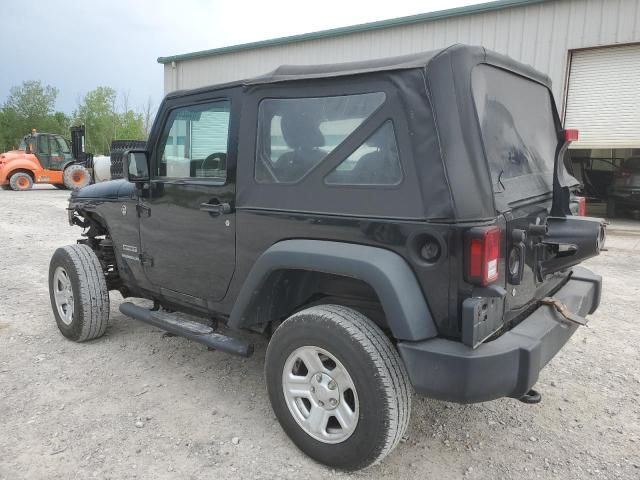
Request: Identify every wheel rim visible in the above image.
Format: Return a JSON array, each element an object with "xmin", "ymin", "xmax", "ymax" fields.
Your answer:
[
  {"xmin": 282, "ymin": 346, "xmax": 359, "ymax": 444},
  {"xmin": 17, "ymin": 177, "xmax": 29, "ymax": 189},
  {"xmin": 72, "ymin": 172, "xmax": 85, "ymax": 185},
  {"xmin": 53, "ymin": 267, "xmax": 74, "ymax": 325}
]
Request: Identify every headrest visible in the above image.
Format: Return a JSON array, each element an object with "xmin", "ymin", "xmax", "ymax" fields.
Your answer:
[{"xmin": 281, "ymin": 112, "xmax": 324, "ymax": 149}]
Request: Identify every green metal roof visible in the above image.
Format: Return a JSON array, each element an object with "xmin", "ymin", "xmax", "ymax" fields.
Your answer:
[{"xmin": 157, "ymin": 0, "xmax": 550, "ymax": 64}]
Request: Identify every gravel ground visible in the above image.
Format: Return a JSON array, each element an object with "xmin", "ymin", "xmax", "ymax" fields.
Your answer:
[{"xmin": 0, "ymin": 186, "xmax": 639, "ymax": 480}]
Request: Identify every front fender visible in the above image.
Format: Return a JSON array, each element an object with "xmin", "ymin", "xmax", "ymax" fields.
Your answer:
[{"xmin": 228, "ymin": 239, "xmax": 437, "ymax": 341}]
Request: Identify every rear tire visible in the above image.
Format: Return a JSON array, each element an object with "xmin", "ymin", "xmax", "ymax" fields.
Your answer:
[
  {"xmin": 265, "ymin": 305, "xmax": 411, "ymax": 470},
  {"xmin": 9, "ymin": 172, "xmax": 33, "ymax": 191},
  {"xmin": 63, "ymin": 164, "xmax": 91, "ymax": 190},
  {"xmin": 49, "ymin": 244, "xmax": 109, "ymax": 342}
]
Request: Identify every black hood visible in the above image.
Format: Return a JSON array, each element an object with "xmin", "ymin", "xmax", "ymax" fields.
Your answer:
[{"xmin": 71, "ymin": 179, "xmax": 135, "ymax": 200}]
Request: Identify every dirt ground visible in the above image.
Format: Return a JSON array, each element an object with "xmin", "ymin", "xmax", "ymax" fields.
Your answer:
[{"xmin": 0, "ymin": 186, "xmax": 639, "ymax": 480}]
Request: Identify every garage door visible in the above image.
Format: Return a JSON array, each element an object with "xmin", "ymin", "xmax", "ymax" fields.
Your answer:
[{"xmin": 564, "ymin": 44, "xmax": 640, "ymax": 149}]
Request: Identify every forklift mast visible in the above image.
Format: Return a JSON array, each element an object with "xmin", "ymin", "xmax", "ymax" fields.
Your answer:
[
  {"xmin": 70, "ymin": 126, "xmax": 93, "ymax": 168},
  {"xmin": 70, "ymin": 126, "xmax": 86, "ymax": 161}
]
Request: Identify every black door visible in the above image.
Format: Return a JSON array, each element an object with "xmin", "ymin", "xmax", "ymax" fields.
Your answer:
[{"xmin": 139, "ymin": 98, "xmax": 236, "ymax": 303}]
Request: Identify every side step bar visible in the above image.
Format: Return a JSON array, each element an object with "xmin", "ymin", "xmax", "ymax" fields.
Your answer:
[{"xmin": 119, "ymin": 302, "xmax": 254, "ymax": 357}]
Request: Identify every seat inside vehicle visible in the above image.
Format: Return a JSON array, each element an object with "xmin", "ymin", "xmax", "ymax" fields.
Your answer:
[{"xmin": 274, "ymin": 111, "xmax": 326, "ymax": 182}]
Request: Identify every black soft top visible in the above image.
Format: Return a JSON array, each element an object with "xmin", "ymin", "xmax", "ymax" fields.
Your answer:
[
  {"xmin": 166, "ymin": 45, "xmax": 559, "ymax": 222},
  {"xmin": 167, "ymin": 45, "xmax": 551, "ymax": 97}
]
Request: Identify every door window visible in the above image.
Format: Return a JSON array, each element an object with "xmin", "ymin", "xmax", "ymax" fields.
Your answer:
[
  {"xmin": 156, "ymin": 101, "xmax": 230, "ymax": 181},
  {"xmin": 37, "ymin": 136, "xmax": 50, "ymax": 155},
  {"xmin": 255, "ymin": 92, "xmax": 386, "ymax": 183},
  {"xmin": 49, "ymin": 137, "xmax": 63, "ymax": 156}
]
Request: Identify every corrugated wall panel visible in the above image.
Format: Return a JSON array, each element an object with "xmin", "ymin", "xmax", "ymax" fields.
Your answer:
[
  {"xmin": 164, "ymin": 0, "xmax": 640, "ymax": 113},
  {"xmin": 564, "ymin": 44, "xmax": 640, "ymax": 148}
]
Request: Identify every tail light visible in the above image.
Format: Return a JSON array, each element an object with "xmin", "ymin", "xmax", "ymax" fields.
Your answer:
[
  {"xmin": 577, "ymin": 196, "xmax": 587, "ymax": 216},
  {"xmin": 466, "ymin": 226, "xmax": 501, "ymax": 286},
  {"xmin": 564, "ymin": 129, "xmax": 579, "ymax": 142}
]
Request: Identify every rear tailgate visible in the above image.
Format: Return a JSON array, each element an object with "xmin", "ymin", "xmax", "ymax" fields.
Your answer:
[{"xmin": 469, "ymin": 65, "xmax": 580, "ymax": 344}]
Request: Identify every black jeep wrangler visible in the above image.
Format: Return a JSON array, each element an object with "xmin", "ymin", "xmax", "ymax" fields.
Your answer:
[{"xmin": 49, "ymin": 45, "xmax": 605, "ymax": 470}]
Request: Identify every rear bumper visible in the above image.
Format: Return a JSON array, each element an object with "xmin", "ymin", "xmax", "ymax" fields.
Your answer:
[{"xmin": 398, "ymin": 266, "xmax": 602, "ymax": 403}]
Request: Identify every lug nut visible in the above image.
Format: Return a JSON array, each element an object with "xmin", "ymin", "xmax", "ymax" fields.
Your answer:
[
  {"xmin": 329, "ymin": 398, "xmax": 338, "ymax": 407},
  {"xmin": 318, "ymin": 400, "xmax": 324, "ymax": 407},
  {"xmin": 327, "ymin": 380, "xmax": 337, "ymax": 390},
  {"xmin": 310, "ymin": 386, "xmax": 315, "ymax": 393},
  {"xmin": 315, "ymin": 373, "xmax": 323, "ymax": 382}
]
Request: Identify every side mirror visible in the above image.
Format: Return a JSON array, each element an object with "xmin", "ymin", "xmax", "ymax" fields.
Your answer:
[{"xmin": 123, "ymin": 149, "xmax": 150, "ymax": 182}]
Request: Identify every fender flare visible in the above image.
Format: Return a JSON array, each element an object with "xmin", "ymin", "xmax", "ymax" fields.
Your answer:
[{"xmin": 228, "ymin": 239, "xmax": 437, "ymax": 341}]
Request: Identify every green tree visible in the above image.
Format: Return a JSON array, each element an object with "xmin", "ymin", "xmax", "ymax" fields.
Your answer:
[
  {"xmin": 0, "ymin": 107, "xmax": 21, "ymax": 151},
  {"xmin": 0, "ymin": 80, "xmax": 66, "ymax": 151},
  {"xmin": 5, "ymin": 80, "xmax": 58, "ymax": 121},
  {"xmin": 74, "ymin": 87, "xmax": 146, "ymax": 155},
  {"xmin": 118, "ymin": 110, "xmax": 145, "ymax": 140},
  {"xmin": 74, "ymin": 86, "xmax": 117, "ymax": 155}
]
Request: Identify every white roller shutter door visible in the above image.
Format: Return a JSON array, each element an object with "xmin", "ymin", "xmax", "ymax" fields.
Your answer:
[{"xmin": 565, "ymin": 44, "xmax": 640, "ymax": 149}]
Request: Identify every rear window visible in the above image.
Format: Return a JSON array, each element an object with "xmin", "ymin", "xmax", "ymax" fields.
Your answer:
[{"xmin": 472, "ymin": 65, "xmax": 571, "ymax": 203}]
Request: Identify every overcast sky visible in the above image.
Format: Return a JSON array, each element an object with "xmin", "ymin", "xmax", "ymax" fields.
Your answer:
[{"xmin": 0, "ymin": 0, "xmax": 479, "ymax": 115}]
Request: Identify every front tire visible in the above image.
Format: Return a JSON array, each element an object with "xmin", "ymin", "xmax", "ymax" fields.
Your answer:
[
  {"xmin": 63, "ymin": 164, "xmax": 91, "ymax": 190},
  {"xmin": 265, "ymin": 305, "xmax": 411, "ymax": 470},
  {"xmin": 49, "ymin": 244, "xmax": 109, "ymax": 342}
]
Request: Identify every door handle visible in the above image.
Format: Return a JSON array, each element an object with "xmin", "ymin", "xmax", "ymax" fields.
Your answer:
[{"xmin": 199, "ymin": 201, "xmax": 232, "ymax": 216}]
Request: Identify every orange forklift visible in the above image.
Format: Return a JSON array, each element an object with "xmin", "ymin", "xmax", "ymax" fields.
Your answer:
[{"xmin": 0, "ymin": 127, "xmax": 92, "ymax": 191}]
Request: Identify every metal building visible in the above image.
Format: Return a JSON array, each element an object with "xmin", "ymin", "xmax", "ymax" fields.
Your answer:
[{"xmin": 158, "ymin": 0, "xmax": 640, "ymax": 214}]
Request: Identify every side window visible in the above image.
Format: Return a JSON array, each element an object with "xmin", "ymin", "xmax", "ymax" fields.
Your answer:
[
  {"xmin": 156, "ymin": 100, "xmax": 230, "ymax": 181},
  {"xmin": 255, "ymin": 92, "xmax": 386, "ymax": 183},
  {"xmin": 325, "ymin": 121, "xmax": 402, "ymax": 186}
]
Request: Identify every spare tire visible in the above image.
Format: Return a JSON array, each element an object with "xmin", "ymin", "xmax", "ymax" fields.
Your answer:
[{"xmin": 63, "ymin": 164, "xmax": 91, "ymax": 191}]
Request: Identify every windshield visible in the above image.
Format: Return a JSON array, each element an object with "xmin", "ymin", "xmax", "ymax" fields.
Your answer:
[{"xmin": 472, "ymin": 64, "xmax": 573, "ymax": 204}]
